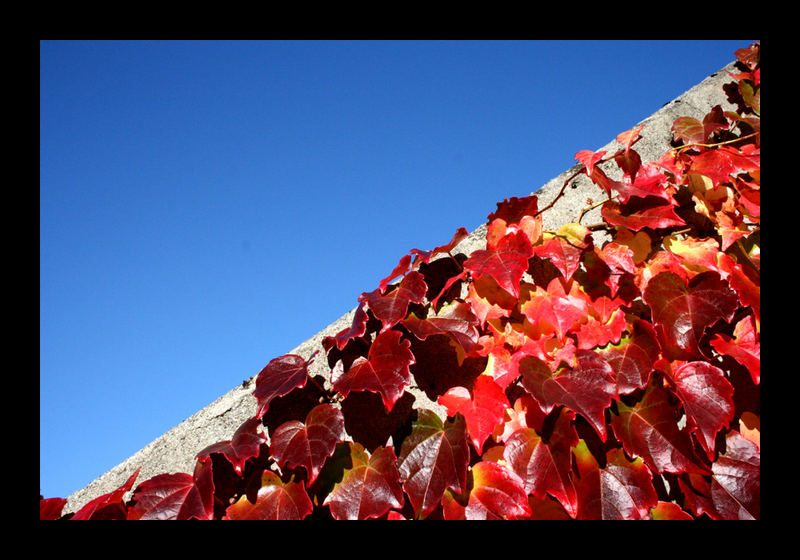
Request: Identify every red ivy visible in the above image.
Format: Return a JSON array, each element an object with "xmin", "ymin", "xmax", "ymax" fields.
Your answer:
[{"xmin": 43, "ymin": 42, "xmax": 759, "ymax": 521}]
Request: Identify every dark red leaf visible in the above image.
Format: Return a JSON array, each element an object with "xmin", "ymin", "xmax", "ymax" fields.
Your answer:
[
  {"xmin": 596, "ymin": 318, "xmax": 661, "ymax": 395},
  {"xmin": 71, "ymin": 467, "xmax": 140, "ymax": 520},
  {"xmin": 378, "ymin": 254, "xmax": 413, "ymax": 293},
  {"xmin": 710, "ymin": 314, "xmax": 760, "ymax": 384},
  {"xmin": 40, "ymin": 497, "xmax": 67, "ymax": 520},
  {"xmin": 573, "ymin": 440, "xmax": 659, "ymax": 520},
  {"xmin": 402, "ymin": 299, "xmax": 481, "ymax": 359},
  {"xmin": 610, "ymin": 381, "xmax": 710, "ymax": 475},
  {"xmin": 331, "ymin": 329, "xmax": 415, "ymax": 412},
  {"xmin": 269, "ymin": 404, "xmax": 346, "ymax": 485},
  {"xmin": 323, "ymin": 442, "xmax": 404, "ymax": 520},
  {"xmin": 410, "ymin": 226, "xmax": 469, "ymax": 266},
  {"xmin": 643, "ymin": 271, "xmax": 739, "ymax": 361},
  {"xmin": 197, "ymin": 416, "xmax": 267, "ymax": 476},
  {"xmin": 254, "ymin": 353, "xmax": 317, "ymax": 419},
  {"xmin": 517, "ymin": 350, "xmax": 617, "ymax": 441},
  {"xmin": 503, "ymin": 408, "xmax": 579, "ymax": 518},
  {"xmin": 465, "ymin": 461, "xmax": 532, "ymax": 520},
  {"xmin": 709, "ymin": 431, "xmax": 760, "ymax": 519},
  {"xmin": 324, "ymin": 302, "xmax": 369, "ymax": 351},
  {"xmin": 463, "ymin": 229, "xmax": 533, "ymax": 299},
  {"xmin": 532, "ymin": 235, "xmax": 584, "ymax": 281},
  {"xmin": 397, "ymin": 409, "xmax": 470, "ymax": 519},
  {"xmin": 363, "ymin": 270, "xmax": 427, "ymax": 332},
  {"xmin": 487, "ymin": 195, "xmax": 539, "ymax": 225},
  {"xmin": 665, "ymin": 361, "xmax": 734, "ymax": 461},
  {"xmin": 223, "ymin": 471, "xmax": 312, "ymax": 520},
  {"xmin": 127, "ymin": 462, "xmax": 214, "ymax": 520}
]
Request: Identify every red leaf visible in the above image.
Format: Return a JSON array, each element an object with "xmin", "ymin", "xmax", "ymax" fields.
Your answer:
[
  {"xmin": 503, "ymin": 408, "xmax": 579, "ymax": 518},
  {"xmin": 323, "ymin": 442, "xmax": 404, "ymax": 520},
  {"xmin": 254, "ymin": 353, "xmax": 317, "ymax": 419},
  {"xmin": 709, "ymin": 431, "xmax": 760, "ymax": 519},
  {"xmin": 487, "ymin": 195, "xmax": 540, "ymax": 225},
  {"xmin": 573, "ymin": 440, "xmax": 658, "ymax": 520},
  {"xmin": 519, "ymin": 278, "xmax": 588, "ymax": 343},
  {"xmin": 378, "ymin": 254, "xmax": 412, "ymax": 293},
  {"xmin": 612, "ymin": 163, "xmax": 672, "ymax": 204},
  {"xmin": 672, "ymin": 116, "xmax": 706, "ymax": 145},
  {"xmin": 437, "ymin": 375, "xmax": 509, "ymax": 454},
  {"xmin": 40, "ymin": 497, "xmax": 67, "ymax": 520},
  {"xmin": 596, "ymin": 318, "xmax": 661, "ymax": 395},
  {"xmin": 517, "ymin": 350, "xmax": 617, "ymax": 441},
  {"xmin": 532, "ymin": 235, "xmax": 584, "ymax": 281},
  {"xmin": 127, "ymin": 462, "xmax": 214, "ymax": 520},
  {"xmin": 402, "ymin": 300, "xmax": 481, "ymax": 359},
  {"xmin": 324, "ymin": 302, "xmax": 369, "ymax": 351},
  {"xmin": 397, "ymin": 409, "xmax": 470, "ymax": 519},
  {"xmin": 601, "ymin": 197, "xmax": 686, "ymax": 231},
  {"xmin": 463, "ymin": 229, "xmax": 533, "ymax": 299},
  {"xmin": 610, "ymin": 381, "xmax": 709, "ymax": 475},
  {"xmin": 643, "ymin": 271, "xmax": 739, "ymax": 361},
  {"xmin": 269, "ymin": 404, "xmax": 346, "ymax": 485},
  {"xmin": 465, "ymin": 461, "xmax": 532, "ymax": 520},
  {"xmin": 223, "ymin": 471, "xmax": 312, "ymax": 520},
  {"xmin": 363, "ymin": 270, "xmax": 427, "ymax": 332},
  {"xmin": 71, "ymin": 467, "xmax": 140, "ymax": 520},
  {"xmin": 197, "ymin": 416, "xmax": 267, "ymax": 476},
  {"xmin": 711, "ymin": 314, "xmax": 760, "ymax": 384},
  {"xmin": 575, "ymin": 149, "xmax": 607, "ymax": 176},
  {"xmin": 666, "ymin": 361, "xmax": 734, "ymax": 461},
  {"xmin": 649, "ymin": 500, "xmax": 694, "ymax": 520},
  {"xmin": 331, "ymin": 329, "xmax": 415, "ymax": 412}
]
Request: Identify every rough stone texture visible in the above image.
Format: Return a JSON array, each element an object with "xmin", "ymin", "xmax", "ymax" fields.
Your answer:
[{"xmin": 63, "ymin": 60, "xmax": 740, "ymax": 514}]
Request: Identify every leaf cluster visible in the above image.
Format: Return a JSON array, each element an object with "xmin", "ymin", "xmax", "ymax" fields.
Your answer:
[{"xmin": 41, "ymin": 42, "xmax": 760, "ymax": 521}]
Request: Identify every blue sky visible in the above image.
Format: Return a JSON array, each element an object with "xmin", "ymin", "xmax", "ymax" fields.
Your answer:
[{"xmin": 40, "ymin": 39, "xmax": 748, "ymax": 499}]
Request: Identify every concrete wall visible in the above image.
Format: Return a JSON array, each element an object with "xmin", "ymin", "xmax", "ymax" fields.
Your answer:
[{"xmin": 63, "ymin": 60, "xmax": 740, "ymax": 514}]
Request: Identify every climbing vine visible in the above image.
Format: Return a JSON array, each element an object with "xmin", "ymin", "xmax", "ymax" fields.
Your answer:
[{"xmin": 41, "ymin": 42, "xmax": 759, "ymax": 520}]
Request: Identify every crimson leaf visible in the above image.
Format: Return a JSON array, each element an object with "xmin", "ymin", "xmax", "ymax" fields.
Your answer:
[
  {"xmin": 331, "ymin": 329, "xmax": 415, "ymax": 412},
  {"xmin": 269, "ymin": 404, "xmax": 346, "ymax": 485},
  {"xmin": 464, "ymin": 461, "xmax": 532, "ymax": 520},
  {"xmin": 71, "ymin": 467, "xmax": 140, "ymax": 520},
  {"xmin": 502, "ymin": 407, "xmax": 579, "ymax": 518},
  {"xmin": 397, "ymin": 409, "xmax": 470, "ymax": 519},
  {"xmin": 596, "ymin": 318, "xmax": 661, "ymax": 395},
  {"xmin": 196, "ymin": 416, "xmax": 267, "ymax": 476},
  {"xmin": 322, "ymin": 442, "xmax": 404, "ymax": 520},
  {"xmin": 643, "ymin": 271, "xmax": 739, "ymax": 361},
  {"xmin": 517, "ymin": 350, "xmax": 617, "ymax": 441},
  {"xmin": 127, "ymin": 461, "xmax": 214, "ymax": 520},
  {"xmin": 254, "ymin": 352, "xmax": 317, "ymax": 419},
  {"xmin": 437, "ymin": 374, "xmax": 509, "ymax": 454},
  {"xmin": 610, "ymin": 381, "xmax": 709, "ymax": 475},
  {"xmin": 573, "ymin": 440, "xmax": 658, "ymax": 520},
  {"xmin": 463, "ymin": 229, "xmax": 533, "ymax": 299},
  {"xmin": 362, "ymin": 270, "xmax": 427, "ymax": 332},
  {"xmin": 223, "ymin": 471, "xmax": 312, "ymax": 520}
]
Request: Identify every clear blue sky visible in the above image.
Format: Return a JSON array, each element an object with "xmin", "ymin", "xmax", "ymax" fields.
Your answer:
[{"xmin": 40, "ymin": 39, "xmax": 748, "ymax": 499}]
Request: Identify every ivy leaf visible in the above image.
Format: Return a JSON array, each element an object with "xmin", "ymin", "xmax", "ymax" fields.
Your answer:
[
  {"xmin": 196, "ymin": 416, "xmax": 268, "ymax": 476},
  {"xmin": 517, "ymin": 350, "xmax": 617, "ymax": 441},
  {"xmin": 397, "ymin": 409, "xmax": 470, "ymax": 519},
  {"xmin": 503, "ymin": 408, "xmax": 579, "ymax": 518},
  {"xmin": 573, "ymin": 440, "xmax": 659, "ymax": 520},
  {"xmin": 596, "ymin": 319, "xmax": 661, "ymax": 395},
  {"xmin": 532, "ymin": 234, "xmax": 584, "ymax": 282},
  {"xmin": 710, "ymin": 314, "xmax": 760, "ymax": 384},
  {"xmin": 269, "ymin": 404, "xmax": 346, "ymax": 485},
  {"xmin": 71, "ymin": 467, "xmax": 140, "ymax": 520},
  {"xmin": 409, "ymin": 226, "xmax": 469, "ymax": 267},
  {"xmin": 601, "ymin": 197, "xmax": 686, "ymax": 231},
  {"xmin": 665, "ymin": 361, "xmax": 735, "ymax": 462},
  {"xmin": 649, "ymin": 500, "xmax": 694, "ymax": 520},
  {"xmin": 331, "ymin": 329, "xmax": 415, "ymax": 412},
  {"xmin": 324, "ymin": 301, "xmax": 369, "ymax": 351},
  {"xmin": 437, "ymin": 375, "xmax": 509, "ymax": 454},
  {"xmin": 464, "ymin": 461, "xmax": 532, "ymax": 520},
  {"xmin": 643, "ymin": 271, "xmax": 739, "ymax": 361},
  {"xmin": 672, "ymin": 116, "xmax": 707, "ymax": 145},
  {"xmin": 613, "ymin": 163, "xmax": 672, "ymax": 204},
  {"xmin": 463, "ymin": 229, "xmax": 533, "ymax": 299},
  {"xmin": 519, "ymin": 277, "xmax": 588, "ymax": 343},
  {"xmin": 254, "ymin": 353, "xmax": 317, "ymax": 419},
  {"xmin": 363, "ymin": 270, "xmax": 427, "ymax": 332},
  {"xmin": 575, "ymin": 149, "xmax": 607, "ymax": 177},
  {"xmin": 378, "ymin": 254, "xmax": 413, "ymax": 294},
  {"xmin": 127, "ymin": 461, "xmax": 214, "ymax": 520},
  {"xmin": 679, "ymin": 431, "xmax": 760, "ymax": 520},
  {"xmin": 40, "ymin": 497, "xmax": 67, "ymax": 520},
  {"xmin": 322, "ymin": 442, "xmax": 404, "ymax": 520},
  {"xmin": 610, "ymin": 381, "xmax": 710, "ymax": 475},
  {"xmin": 402, "ymin": 300, "xmax": 481, "ymax": 360},
  {"xmin": 223, "ymin": 471, "xmax": 312, "ymax": 520}
]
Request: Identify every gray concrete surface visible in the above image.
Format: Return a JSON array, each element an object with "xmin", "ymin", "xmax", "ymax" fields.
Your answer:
[{"xmin": 61, "ymin": 59, "xmax": 741, "ymax": 515}]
